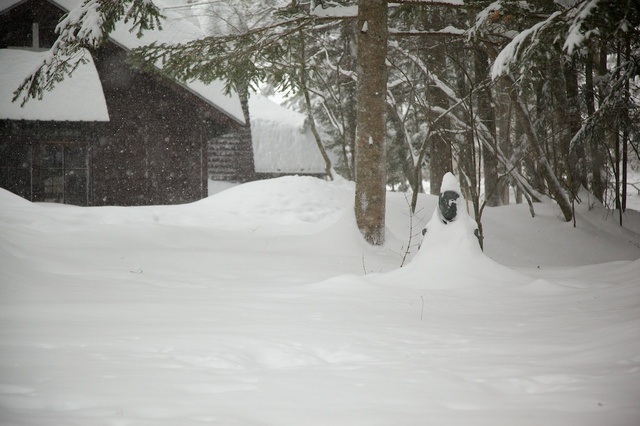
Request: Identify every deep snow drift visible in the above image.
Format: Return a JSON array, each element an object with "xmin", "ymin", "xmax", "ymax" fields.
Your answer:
[{"xmin": 1, "ymin": 176, "xmax": 639, "ymax": 426}]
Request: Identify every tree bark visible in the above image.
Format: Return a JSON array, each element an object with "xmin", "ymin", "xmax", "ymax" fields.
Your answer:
[
  {"xmin": 563, "ymin": 58, "xmax": 587, "ymax": 192},
  {"xmin": 622, "ymin": 33, "xmax": 630, "ymax": 213},
  {"xmin": 504, "ymin": 75, "xmax": 573, "ymax": 222},
  {"xmin": 550, "ymin": 56, "xmax": 573, "ymax": 191},
  {"xmin": 585, "ymin": 46, "xmax": 606, "ymax": 201},
  {"xmin": 354, "ymin": 0, "xmax": 388, "ymax": 245},
  {"xmin": 237, "ymin": 86, "xmax": 256, "ymax": 182},
  {"xmin": 495, "ymin": 78, "xmax": 513, "ymax": 204},
  {"xmin": 423, "ymin": 11, "xmax": 452, "ymax": 195},
  {"xmin": 474, "ymin": 48, "xmax": 502, "ymax": 207}
]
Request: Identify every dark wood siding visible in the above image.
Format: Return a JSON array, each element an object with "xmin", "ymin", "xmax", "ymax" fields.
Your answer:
[
  {"xmin": 88, "ymin": 43, "xmax": 237, "ymax": 205},
  {"xmin": 93, "ymin": 45, "xmax": 167, "ymax": 205},
  {"xmin": 208, "ymin": 131, "xmax": 255, "ymax": 182}
]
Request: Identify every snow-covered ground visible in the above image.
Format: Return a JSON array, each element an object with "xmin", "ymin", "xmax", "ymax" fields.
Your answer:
[{"xmin": 1, "ymin": 175, "xmax": 639, "ymax": 426}]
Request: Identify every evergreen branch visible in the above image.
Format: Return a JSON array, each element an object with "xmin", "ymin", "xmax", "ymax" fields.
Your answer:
[
  {"xmin": 389, "ymin": 29, "xmax": 465, "ymax": 37},
  {"xmin": 13, "ymin": 49, "xmax": 88, "ymax": 106},
  {"xmin": 13, "ymin": 0, "xmax": 162, "ymax": 105},
  {"xmin": 130, "ymin": 16, "xmax": 316, "ymax": 93},
  {"xmin": 391, "ymin": 0, "xmax": 465, "ymax": 7}
]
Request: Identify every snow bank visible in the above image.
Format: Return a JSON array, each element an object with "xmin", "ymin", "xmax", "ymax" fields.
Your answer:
[
  {"xmin": 381, "ymin": 207, "xmax": 529, "ymax": 289},
  {"xmin": 199, "ymin": 176, "xmax": 351, "ymax": 232},
  {"xmin": 379, "ymin": 173, "xmax": 529, "ymax": 289},
  {"xmin": 1, "ymin": 176, "xmax": 639, "ymax": 426},
  {"xmin": 0, "ymin": 187, "xmax": 34, "ymax": 207}
]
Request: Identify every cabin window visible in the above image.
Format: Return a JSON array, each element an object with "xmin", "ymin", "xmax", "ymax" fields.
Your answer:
[
  {"xmin": 0, "ymin": 140, "xmax": 89, "ymax": 206},
  {"xmin": 35, "ymin": 141, "xmax": 88, "ymax": 205}
]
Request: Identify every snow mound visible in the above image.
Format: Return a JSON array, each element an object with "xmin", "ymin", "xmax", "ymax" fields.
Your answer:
[
  {"xmin": 0, "ymin": 188, "xmax": 33, "ymax": 207},
  {"xmin": 0, "ymin": 176, "xmax": 360, "ymax": 237},
  {"xmin": 517, "ymin": 278, "xmax": 577, "ymax": 295},
  {"xmin": 200, "ymin": 176, "xmax": 353, "ymax": 227},
  {"xmin": 377, "ymin": 173, "xmax": 529, "ymax": 289},
  {"xmin": 382, "ymin": 212, "xmax": 529, "ymax": 289}
]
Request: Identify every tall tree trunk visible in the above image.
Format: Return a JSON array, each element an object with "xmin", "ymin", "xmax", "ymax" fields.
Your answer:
[
  {"xmin": 237, "ymin": 86, "xmax": 256, "ymax": 182},
  {"xmin": 622, "ymin": 33, "xmax": 630, "ymax": 213},
  {"xmin": 585, "ymin": 46, "xmax": 606, "ymax": 201},
  {"xmin": 496, "ymin": 78, "xmax": 512, "ymax": 204},
  {"xmin": 525, "ymin": 79, "xmax": 546, "ymax": 194},
  {"xmin": 563, "ymin": 57, "xmax": 587, "ymax": 192},
  {"xmin": 504, "ymin": 75, "xmax": 573, "ymax": 222},
  {"xmin": 455, "ymin": 58, "xmax": 476, "ymax": 202},
  {"xmin": 551, "ymin": 56, "xmax": 573, "ymax": 188},
  {"xmin": 514, "ymin": 110, "xmax": 526, "ymax": 204},
  {"xmin": 354, "ymin": 0, "xmax": 388, "ymax": 245},
  {"xmin": 428, "ymin": 117, "xmax": 452, "ymax": 195},
  {"xmin": 420, "ymin": 8, "xmax": 451, "ymax": 195},
  {"xmin": 474, "ymin": 48, "xmax": 502, "ymax": 206},
  {"xmin": 614, "ymin": 40, "xmax": 622, "ymax": 215}
]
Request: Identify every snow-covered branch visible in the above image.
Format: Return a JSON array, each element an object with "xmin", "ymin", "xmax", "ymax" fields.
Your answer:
[
  {"xmin": 491, "ymin": 11, "xmax": 562, "ymax": 79},
  {"xmin": 13, "ymin": 0, "xmax": 163, "ymax": 105},
  {"xmin": 563, "ymin": 0, "xmax": 601, "ymax": 54},
  {"xmin": 389, "ymin": 26, "xmax": 465, "ymax": 37}
]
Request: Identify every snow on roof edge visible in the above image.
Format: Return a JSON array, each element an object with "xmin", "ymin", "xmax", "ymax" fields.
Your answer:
[
  {"xmin": 0, "ymin": 48, "xmax": 110, "ymax": 121},
  {"xmin": 46, "ymin": 0, "xmax": 245, "ymax": 124},
  {"xmin": 104, "ymin": 37, "xmax": 246, "ymax": 126}
]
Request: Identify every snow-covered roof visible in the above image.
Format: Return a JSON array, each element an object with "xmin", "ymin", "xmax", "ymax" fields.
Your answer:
[
  {"xmin": 0, "ymin": 0, "xmax": 246, "ymax": 124},
  {"xmin": 55, "ymin": 0, "xmax": 246, "ymax": 123},
  {"xmin": 0, "ymin": 48, "xmax": 109, "ymax": 121},
  {"xmin": 249, "ymin": 94, "xmax": 326, "ymax": 175}
]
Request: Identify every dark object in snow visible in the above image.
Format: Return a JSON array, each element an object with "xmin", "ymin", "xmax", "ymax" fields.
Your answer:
[
  {"xmin": 438, "ymin": 190, "xmax": 459, "ymax": 223},
  {"xmin": 420, "ymin": 172, "xmax": 481, "ymax": 249}
]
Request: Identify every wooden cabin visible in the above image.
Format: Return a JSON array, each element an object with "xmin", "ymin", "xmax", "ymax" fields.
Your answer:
[
  {"xmin": 0, "ymin": 0, "xmax": 259, "ymax": 206},
  {"xmin": 1, "ymin": 0, "xmax": 326, "ymax": 206}
]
